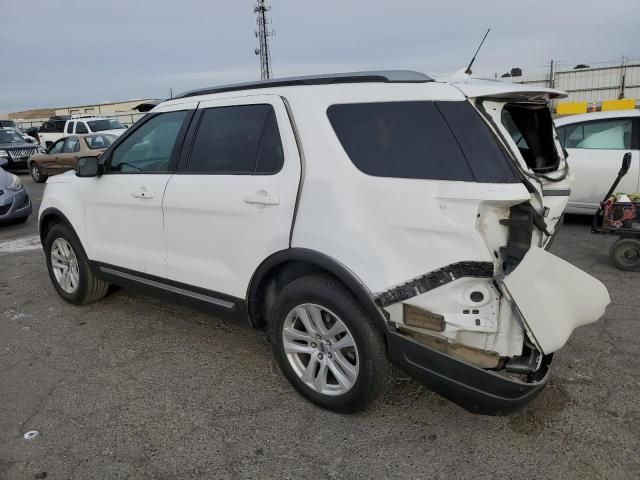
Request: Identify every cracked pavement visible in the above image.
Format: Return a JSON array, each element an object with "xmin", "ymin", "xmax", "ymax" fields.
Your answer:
[{"xmin": 1, "ymin": 175, "xmax": 639, "ymax": 479}]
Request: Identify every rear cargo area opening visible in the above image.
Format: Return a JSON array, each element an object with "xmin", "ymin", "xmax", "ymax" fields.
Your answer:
[{"xmin": 501, "ymin": 104, "xmax": 559, "ymax": 173}]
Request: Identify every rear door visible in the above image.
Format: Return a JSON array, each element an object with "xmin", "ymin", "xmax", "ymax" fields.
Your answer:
[
  {"xmin": 558, "ymin": 116, "xmax": 639, "ymax": 212},
  {"xmin": 162, "ymin": 94, "xmax": 301, "ymax": 299}
]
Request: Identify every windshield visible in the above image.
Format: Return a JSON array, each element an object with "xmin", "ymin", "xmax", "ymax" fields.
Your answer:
[
  {"xmin": 87, "ymin": 119, "xmax": 124, "ymax": 132},
  {"xmin": 85, "ymin": 134, "xmax": 117, "ymax": 150},
  {"xmin": 0, "ymin": 130, "xmax": 25, "ymax": 144}
]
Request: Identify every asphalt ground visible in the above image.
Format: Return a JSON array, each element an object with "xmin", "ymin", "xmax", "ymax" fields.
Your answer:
[{"xmin": 1, "ymin": 174, "xmax": 639, "ymax": 479}]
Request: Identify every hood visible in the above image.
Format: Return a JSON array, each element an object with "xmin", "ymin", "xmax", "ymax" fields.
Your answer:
[
  {"xmin": 0, "ymin": 140, "xmax": 35, "ymax": 150},
  {"xmin": 447, "ymin": 78, "xmax": 567, "ymax": 101},
  {"xmin": 0, "ymin": 167, "xmax": 13, "ymax": 189}
]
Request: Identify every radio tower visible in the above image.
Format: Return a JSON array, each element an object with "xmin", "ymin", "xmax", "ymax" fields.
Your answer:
[{"xmin": 254, "ymin": 0, "xmax": 274, "ymax": 80}]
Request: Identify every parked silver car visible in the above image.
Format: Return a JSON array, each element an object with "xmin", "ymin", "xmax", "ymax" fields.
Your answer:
[{"xmin": 0, "ymin": 158, "xmax": 32, "ymax": 223}]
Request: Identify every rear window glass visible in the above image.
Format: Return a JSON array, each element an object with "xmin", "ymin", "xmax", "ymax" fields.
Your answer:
[{"xmin": 327, "ymin": 101, "xmax": 517, "ymax": 183}]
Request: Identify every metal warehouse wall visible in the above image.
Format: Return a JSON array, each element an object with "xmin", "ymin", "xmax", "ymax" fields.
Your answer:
[{"xmin": 503, "ymin": 59, "xmax": 640, "ymax": 107}]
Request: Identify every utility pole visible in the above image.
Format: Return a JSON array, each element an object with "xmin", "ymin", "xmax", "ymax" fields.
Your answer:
[{"xmin": 254, "ymin": 0, "xmax": 275, "ymax": 80}]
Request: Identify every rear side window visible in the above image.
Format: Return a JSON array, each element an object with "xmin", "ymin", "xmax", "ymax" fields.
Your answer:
[
  {"xmin": 560, "ymin": 118, "xmax": 632, "ymax": 150},
  {"xmin": 187, "ymin": 104, "xmax": 283, "ymax": 174},
  {"xmin": 327, "ymin": 101, "xmax": 517, "ymax": 182},
  {"xmin": 75, "ymin": 122, "xmax": 88, "ymax": 134},
  {"xmin": 66, "ymin": 122, "xmax": 74, "ymax": 134}
]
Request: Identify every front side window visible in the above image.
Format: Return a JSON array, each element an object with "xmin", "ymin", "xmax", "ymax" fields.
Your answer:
[
  {"xmin": 63, "ymin": 137, "xmax": 80, "ymax": 153},
  {"xmin": 48, "ymin": 139, "xmax": 65, "ymax": 154},
  {"xmin": 75, "ymin": 122, "xmax": 88, "ymax": 134},
  {"xmin": 328, "ymin": 101, "xmax": 516, "ymax": 182},
  {"xmin": 561, "ymin": 118, "xmax": 632, "ymax": 149},
  {"xmin": 187, "ymin": 104, "xmax": 283, "ymax": 174},
  {"xmin": 108, "ymin": 110, "xmax": 188, "ymax": 173}
]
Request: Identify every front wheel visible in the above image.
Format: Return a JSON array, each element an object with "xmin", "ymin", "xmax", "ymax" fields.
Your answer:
[
  {"xmin": 269, "ymin": 274, "xmax": 389, "ymax": 412},
  {"xmin": 30, "ymin": 164, "xmax": 47, "ymax": 183},
  {"xmin": 44, "ymin": 223, "xmax": 110, "ymax": 304}
]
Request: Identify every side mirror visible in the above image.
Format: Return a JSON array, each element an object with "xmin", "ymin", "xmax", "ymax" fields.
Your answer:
[
  {"xmin": 0, "ymin": 158, "xmax": 8, "ymax": 168},
  {"xmin": 75, "ymin": 156, "xmax": 100, "ymax": 177},
  {"xmin": 25, "ymin": 137, "xmax": 36, "ymax": 144},
  {"xmin": 619, "ymin": 152, "xmax": 632, "ymax": 177}
]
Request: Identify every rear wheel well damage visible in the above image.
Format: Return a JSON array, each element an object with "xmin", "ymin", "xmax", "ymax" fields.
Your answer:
[{"xmin": 246, "ymin": 249, "xmax": 388, "ymax": 334}]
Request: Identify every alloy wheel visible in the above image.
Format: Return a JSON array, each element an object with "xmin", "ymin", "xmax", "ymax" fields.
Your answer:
[
  {"xmin": 31, "ymin": 165, "xmax": 40, "ymax": 181},
  {"xmin": 282, "ymin": 303, "xmax": 359, "ymax": 396},
  {"xmin": 50, "ymin": 238, "xmax": 80, "ymax": 293}
]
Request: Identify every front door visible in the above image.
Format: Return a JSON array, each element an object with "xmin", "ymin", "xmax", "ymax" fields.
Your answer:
[
  {"xmin": 162, "ymin": 95, "xmax": 301, "ymax": 298},
  {"xmin": 82, "ymin": 102, "xmax": 196, "ymax": 277}
]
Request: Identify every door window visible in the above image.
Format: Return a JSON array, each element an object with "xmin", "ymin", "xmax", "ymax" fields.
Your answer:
[
  {"xmin": 187, "ymin": 104, "xmax": 283, "ymax": 174},
  {"xmin": 63, "ymin": 137, "xmax": 80, "ymax": 153},
  {"xmin": 561, "ymin": 118, "xmax": 632, "ymax": 149},
  {"xmin": 75, "ymin": 122, "xmax": 89, "ymax": 134},
  {"xmin": 108, "ymin": 110, "xmax": 188, "ymax": 173},
  {"xmin": 48, "ymin": 139, "xmax": 65, "ymax": 154},
  {"xmin": 66, "ymin": 122, "xmax": 75, "ymax": 134},
  {"xmin": 328, "ymin": 101, "xmax": 478, "ymax": 181}
]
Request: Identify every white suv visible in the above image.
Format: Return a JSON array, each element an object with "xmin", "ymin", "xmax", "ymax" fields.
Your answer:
[{"xmin": 39, "ymin": 71, "xmax": 610, "ymax": 415}]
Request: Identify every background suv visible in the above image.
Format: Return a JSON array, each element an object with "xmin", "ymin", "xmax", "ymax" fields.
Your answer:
[{"xmin": 38, "ymin": 71, "xmax": 609, "ymax": 415}]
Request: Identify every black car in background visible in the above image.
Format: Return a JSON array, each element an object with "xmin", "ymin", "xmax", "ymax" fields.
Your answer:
[{"xmin": 0, "ymin": 128, "xmax": 41, "ymax": 170}]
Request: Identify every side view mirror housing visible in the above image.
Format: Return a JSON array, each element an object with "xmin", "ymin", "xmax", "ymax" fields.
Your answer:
[
  {"xmin": 0, "ymin": 158, "xmax": 8, "ymax": 168},
  {"xmin": 75, "ymin": 156, "xmax": 101, "ymax": 177},
  {"xmin": 619, "ymin": 152, "xmax": 632, "ymax": 177},
  {"xmin": 25, "ymin": 137, "xmax": 36, "ymax": 144}
]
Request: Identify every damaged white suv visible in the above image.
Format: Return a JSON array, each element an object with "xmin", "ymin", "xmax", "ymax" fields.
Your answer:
[{"xmin": 39, "ymin": 71, "xmax": 610, "ymax": 414}]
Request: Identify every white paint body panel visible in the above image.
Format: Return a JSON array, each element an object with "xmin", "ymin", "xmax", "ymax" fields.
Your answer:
[
  {"xmin": 82, "ymin": 101, "xmax": 198, "ymax": 277},
  {"xmin": 503, "ymin": 246, "xmax": 610, "ymax": 354},
  {"xmin": 162, "ymin": 95, "xmax": 301, "ymax": 297}
]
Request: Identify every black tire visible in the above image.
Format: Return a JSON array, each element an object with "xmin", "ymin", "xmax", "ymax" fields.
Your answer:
[
  {"xmin": 44, "ymin": 223, "xmax": 110, "ymax": 304},
  {"xmin": 269, "ymin": 274, "xmax": 389, "ymax": 413},
  {"xmin": 610, "ymin": 238, "xmax": 640, "ymax": 271},
  {"xmin": 30, "ymin": 164, "xmax": 47, "ymax": 183}
]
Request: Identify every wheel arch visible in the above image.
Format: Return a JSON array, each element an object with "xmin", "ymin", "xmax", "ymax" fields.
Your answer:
[
  {"xmin": 246, "ymin": 248, "xmax": 389, "ymax": 333},
  {"xmin": 39, "ymin": 208, "xmax": 83, "ymax": 252}
]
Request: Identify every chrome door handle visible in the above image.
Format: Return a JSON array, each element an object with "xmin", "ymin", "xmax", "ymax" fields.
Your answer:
[
  {"xmin": 132, "ymin": 190, "xmax": 154, "ymax": 199},
  {"xmin": 244, "ymin": 190, "xmax": 280, "ymax": 206}
]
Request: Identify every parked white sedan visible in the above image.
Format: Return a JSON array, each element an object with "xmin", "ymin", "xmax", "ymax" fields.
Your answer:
[{"xmin": 555, "ymin": 110, "xmax": 640, "ymax": 214}]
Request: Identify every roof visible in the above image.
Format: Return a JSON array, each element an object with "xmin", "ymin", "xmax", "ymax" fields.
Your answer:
[
  {"xmin": 555, "ymin": 109, "xmax": 640, "ymax": 126},
  {"xmin": 174, "ymin": 70, "xmax": 434, "ymax": 98}
]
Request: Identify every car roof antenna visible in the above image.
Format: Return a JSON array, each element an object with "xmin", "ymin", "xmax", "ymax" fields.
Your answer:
[{"xmin": 464, "ymin": 28, "xmax": 490, "ymax": 75}]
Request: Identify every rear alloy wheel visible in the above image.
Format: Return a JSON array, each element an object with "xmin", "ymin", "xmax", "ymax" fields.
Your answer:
[
  {"xmin": 30, "ymin": 164, "xmax": 47, "ymax": 183},
  {"xmin": 282, "ymin": 303, "xmax": 359, "ymax": 396},
  {"xmin": 610, "ymin": 238, "xmax": 640, "ymax": 271},
  {"xmin": 270, "ymin": 274, "xmax": 389, "ymax": 412}
]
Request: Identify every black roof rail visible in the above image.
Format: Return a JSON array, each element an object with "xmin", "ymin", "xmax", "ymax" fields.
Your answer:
[{"xmin": 174, "ymin": 70, "xmax": 433, "ymax": 99}]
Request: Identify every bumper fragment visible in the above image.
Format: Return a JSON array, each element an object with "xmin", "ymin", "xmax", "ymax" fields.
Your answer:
[{"xmin": 386, "ymin": 329, "xmax": 551, "ymax": 415}]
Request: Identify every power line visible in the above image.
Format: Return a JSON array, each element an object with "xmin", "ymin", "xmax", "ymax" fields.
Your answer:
[{"xmin": 254, "ymin": 0, "xmax": 275, "ymax": 80}]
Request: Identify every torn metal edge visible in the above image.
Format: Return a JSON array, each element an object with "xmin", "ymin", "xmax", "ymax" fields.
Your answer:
[{"xmin": 374, "ymin": 261, "xmax": 494, "ymax": 308}]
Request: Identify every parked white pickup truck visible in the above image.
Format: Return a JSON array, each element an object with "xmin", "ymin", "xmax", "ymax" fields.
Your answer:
[{"xmin": 38, "ymin": 116, "xmax": 126, "ymax": 148}]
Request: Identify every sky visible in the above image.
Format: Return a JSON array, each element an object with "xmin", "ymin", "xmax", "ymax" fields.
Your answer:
[{"xmin": 1, "ymin": 0, "xmax": 639, "ymax": 113}]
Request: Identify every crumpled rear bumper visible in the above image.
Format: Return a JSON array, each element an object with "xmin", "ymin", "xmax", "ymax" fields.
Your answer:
[{"xmin": 386, "ymin": 329, "xmax": 552, "ymax": 415}]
